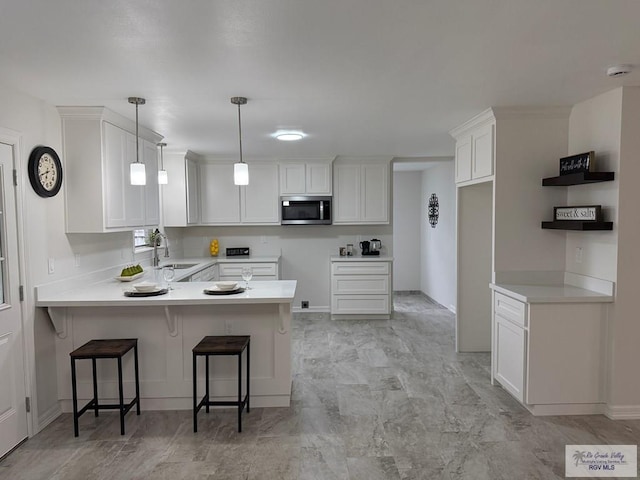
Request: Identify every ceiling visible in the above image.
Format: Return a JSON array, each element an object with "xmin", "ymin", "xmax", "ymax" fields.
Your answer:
[{"xmin": 1, "ymin": 0, "xmax": 639, "ymax": 160}]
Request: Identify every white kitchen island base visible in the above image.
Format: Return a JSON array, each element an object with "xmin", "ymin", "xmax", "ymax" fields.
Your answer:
[{"xmin": 37, "ymin": 281, "xmax": 296, "ymax": 412}]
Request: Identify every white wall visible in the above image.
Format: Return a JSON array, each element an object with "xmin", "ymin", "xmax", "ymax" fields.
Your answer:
[
  {"xmin": 392, "ymin": 172, "xmax": 421, "ymax": 291},
  {"xmin": 177, "ymin": 225, "xmax": 392, "ymax": 311},
  {"xmin": 567, "ymin": 87, "xmax": 640, "ymax": 411},
  {"xmin": 0, "ymin": 82, "xmax": 155, "ymax": 430},
  {"xmin": 420, "ymin": 163, "xmax": 456, "ymax": 309},
  {"xmin": 565, "ymin": 88, "xmax": 621, "ymax": 280}
]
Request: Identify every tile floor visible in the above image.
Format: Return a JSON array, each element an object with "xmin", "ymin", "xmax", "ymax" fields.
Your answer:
[{"xmin": 1, "ymin": 294, "xmax": 639, "ymax": 479}]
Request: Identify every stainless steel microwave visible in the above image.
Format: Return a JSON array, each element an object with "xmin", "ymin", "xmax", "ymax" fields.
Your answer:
[{"xmin": 281, "ymin": 196, "xmax": 332, "ymax": 225}]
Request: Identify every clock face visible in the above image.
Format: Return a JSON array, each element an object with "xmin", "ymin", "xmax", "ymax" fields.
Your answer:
[
  {"xmin": 38, "ymin": 153, "xmax": 58, "ymax": 191},
  {"xmin": 28, "ymin": 146, "xmax": 63, "ymax": 197}
]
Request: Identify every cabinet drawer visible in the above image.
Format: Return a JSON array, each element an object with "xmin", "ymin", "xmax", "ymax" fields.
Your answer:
[
  {"xmin": 332, "ymin": 275, "xmax": 389, "ymax": 295},
  {"xmin": 331, "ymin": 295, "xmax": 390, "ymax": 315},
  {"xmin": 494, "ymin": 292, "xmax": 527, "ymax": 328},
  {"xmin": 218, "ymin": 262, "xmax": 277, "ymax": 277},
  {"xmin": 331, "ymin": 262, "xmax": 390, "ymax": 276}
]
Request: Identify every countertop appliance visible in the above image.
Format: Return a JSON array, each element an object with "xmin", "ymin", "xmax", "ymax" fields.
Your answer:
[
  {"xmin": 362, "ymin": 238, "xmax": 382, "ymax": 256},
  {"xmin": 281, "ymin": 196, "xmax": 332, "ymax": 225},
  {"xmin": 226, "ymin": 247, "xmax": 250, "ymax": 256}
]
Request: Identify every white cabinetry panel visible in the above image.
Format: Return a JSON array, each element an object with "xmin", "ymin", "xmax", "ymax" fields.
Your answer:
[
  {"xmin": 333, "ymin": 160, "xmax": 389, "ymax": 224},
  {"xmin": 199, "ymin": 163, "xmax": 240, "ymax": 224},
  {"xmin": 241, "ymin": 163, "xmax": 279, "ymax": 224},
  {"xmin": 59, "ymin": 107, "xmax": 162, "ymax": 233},
  {"xmin": 279, "ymin": 160, "xmax": 333, "ymax": 196},
  {"xmin": 455, "ymin": 135, "xmax": 472, "ymax": 183},
  {"xmin": 330, "ymin": 258, "xmax": 392, "ymax": 318},
  {"xmin": 472, "ymin": 123, "xmax": 494, "ymax": 179},
  {"xmin": 494, "ymin": 313, "xmax": 526, "ymax": 402},
  {"xmin": 279, "ymin": 164, "xmax": 306, "ymax": 195},
  {"xmin": 186, "ymin": 157, "xmax": 200, "ymax": 224}
]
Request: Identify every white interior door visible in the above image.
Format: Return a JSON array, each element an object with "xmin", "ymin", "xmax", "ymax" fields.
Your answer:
[{"xmin": 0, "ymin": 142, "xmax": 27, "ymax": 458}]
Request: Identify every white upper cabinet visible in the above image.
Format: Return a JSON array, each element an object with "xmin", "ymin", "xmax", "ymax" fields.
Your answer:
[
  {"xmin": 333, "ymin": 158, "xmax": 390, "ymax": 224},
  {"xmin": 279, "ymin": 158, "xmax": 334, "ymax": 196},
  {"xmin": 196, "ymin": 161, "xmax": 279, "ymax": 226},
  {"xmin": 199, "ymin": 163, "xmax": 241, "ymax": 224},
  {"xmin": 186, "ymin": 156, "xmax": 200, "ymax": 225},
  {"xmin": 59, "ymin": 107, "xmax": 163, "ymax": 233},
  {"xmin": 241, "ymin": 163, "xmax": 280, "ymax": 223},
  {"xmin": 450, "ymin": 111, "xmax": 495, "ymax": 185}
]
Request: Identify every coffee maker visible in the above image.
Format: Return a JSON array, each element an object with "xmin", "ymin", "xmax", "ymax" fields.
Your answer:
[{"xmin": 360, "ymin": 239, "xmax": 381, "ymax": 256}]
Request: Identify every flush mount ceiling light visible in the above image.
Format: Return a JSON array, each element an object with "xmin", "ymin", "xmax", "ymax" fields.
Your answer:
[
  {"xmin": 157, "ymin": 142, "xmax": 168, "ymax": 184},
  {"xmin": 275, "ymin": 131, "xmax": 305, "ymax": 142},
  {"xmin": 231, "ymin": 96, "xmax": 249, "ymax": 186},
  {"xmin": 128, "ymin": 96, "xmax": 146, "ymax": 185}
]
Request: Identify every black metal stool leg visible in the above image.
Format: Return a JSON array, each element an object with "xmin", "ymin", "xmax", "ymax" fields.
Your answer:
[
  {"xmin": 247, "ymin": 340, "xmax": 250, "ymax": 413},
  {"xmin": 71, "ymin": 357, "xmax": 79, "ymax": 437},
  {"xmin": 134, "ymin": 344, "xmax": 140, "ymax": 415},
  {"xmin": 205, "ymin": 354, "xmax": 210, "ymax": 413},
  {"xmin": 92, "ymin": 358, "xmax": 99, "ymax": 417},
  {"xmin": 238, "ymin": 353, "xmax": 242, "ymax": 432},
  {"xmin": 117, "ymin": 356, "xmax": 125, "ymax": 435},
  {"xmin": 193, "ymin": 352, "xmax": 197, "ymax": 433}
]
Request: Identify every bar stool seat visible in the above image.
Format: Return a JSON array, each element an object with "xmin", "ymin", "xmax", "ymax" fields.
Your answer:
[
  {"xmin": 193, "ymin": 335, "xmax": 250, "ymax": 433},
  {"xmin": 70, "ymin": 338, "xmax": 140, "ymax": 437}
]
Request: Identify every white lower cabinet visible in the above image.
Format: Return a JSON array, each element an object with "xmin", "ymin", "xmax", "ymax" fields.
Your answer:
[
  {"xmin": 494, "ymin": 312, "xmax": 526, "ymax": 402},
  {"xmin": 218, "ymin": 262, "xmax": 280, "ymax": 281},
  {"xmin": 330, "ymin": 259, "xmax": 392, "ymax": 318},
  {"xmin": 492, "ymin": 290, "xmax": 607, "ymax": 415}
]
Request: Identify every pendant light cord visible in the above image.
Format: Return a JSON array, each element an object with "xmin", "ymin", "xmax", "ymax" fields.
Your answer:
[
  {"xmin": 135, "ymin": 102, "xmax": 140, "ymax": 164},
  {"xmin": 237, "ymin": 102, "xmax": 243, "ymax": 164}
]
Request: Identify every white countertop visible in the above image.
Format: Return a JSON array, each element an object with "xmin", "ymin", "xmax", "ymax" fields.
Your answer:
[
  {"xmin": 36, "ymin": 280, "xmax": 297, "ymax": 308},
  {"xmin": 330, "ymin": 255, "xmax": 393, "ymax": 262},
  {"xmin": 490, "ymin": 283, "xmax": 614, "ymax": 303}
]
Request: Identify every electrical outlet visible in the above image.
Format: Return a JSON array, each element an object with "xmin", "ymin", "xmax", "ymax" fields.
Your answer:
[
  {"xmin": 74, "ymin": 253, "xmax": 81, "ymax": 267},
  {"xmin": 301, "ymin": 301, "xmax": 309, "ymax": 309},
  {"xmin": 47, "ymin": 258, "xmax": 55, "ymax": 274},
  {"xmin": 575, "ymin": 247, "xmax": 583, "ymax": 264},
  {"xmin": 261, "ymin": 235, "xmax": 267, "ymax": 244},
  {"xmin": 225, "ymin": 320, "xmax": 232, "ymax": 334}
]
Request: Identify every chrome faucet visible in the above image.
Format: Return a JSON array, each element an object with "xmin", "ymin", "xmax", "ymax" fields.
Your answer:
[{"xmin": 152, "ymin": 231, "xmax": 169, "ymax": 267}]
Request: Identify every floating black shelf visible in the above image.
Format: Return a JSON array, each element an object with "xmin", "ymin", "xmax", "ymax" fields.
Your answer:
[
  {"xmin": 541, "ymin": 221, "xmax": 613, "ymax": 231},
  {"xmin": 542, "ymin": 171, "xmax": 615, "ymax": 186}
]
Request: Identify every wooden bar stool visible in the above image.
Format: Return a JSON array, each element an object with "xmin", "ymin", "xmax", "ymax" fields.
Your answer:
[
  {"xmin": 193, "ymin": 335, "xmax": 250, "ymax": 433},
  {"xmin": 70, "ymin": 338, "xmax": 140, "ymax": 437}
]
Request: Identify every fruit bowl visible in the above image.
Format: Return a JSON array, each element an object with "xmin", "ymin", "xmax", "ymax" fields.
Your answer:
[{"xmin": 214, "ymin": 281, "xmax": 238, "ymax": 291}]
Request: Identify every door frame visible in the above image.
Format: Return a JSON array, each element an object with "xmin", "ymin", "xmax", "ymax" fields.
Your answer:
[{"xmin": 0, "ymin": 126, "xmax": 34, "ymax": 438}]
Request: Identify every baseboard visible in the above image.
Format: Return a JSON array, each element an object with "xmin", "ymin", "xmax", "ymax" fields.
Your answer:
[
  {"xmin": 604, "ymin": 404, "xmax": 640, "ymax": 420},
  {"xmin": 525, "ymin": 402, "xmax": 605, "ymax": 416},
  {"xmin": 36, "ymin": 402, "xmax": 62, "ymax": 434},
  {"xmin": 292, "ymin": 306, "xmax": 330, "ymax": 313}
]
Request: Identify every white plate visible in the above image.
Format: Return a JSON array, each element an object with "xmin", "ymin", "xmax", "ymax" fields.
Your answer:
[
  {"xmin": 214, "ymin": 281, "xmax": 238, "ymax": 291},
  {"xmin": 133, "ymin": 281, "xmax": 159, "ymax": 292},
  {"xmin": 126, "ymin": 286, "xmax": 164, "ymax": 294},
  {"xmin": 115, "ymin": 271, "xmax": 145, "ymax": 282}
]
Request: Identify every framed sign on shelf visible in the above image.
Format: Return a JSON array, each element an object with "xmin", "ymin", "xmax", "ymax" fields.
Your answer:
[
  {"xmin": 553, "ymin": 205, "xmax": 602, "ymax": 222},
  {"xmin": 559, "ymin": 151, "xmax": 595, "ymax": 176}
]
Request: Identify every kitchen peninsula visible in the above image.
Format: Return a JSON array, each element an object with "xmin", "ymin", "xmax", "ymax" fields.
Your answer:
[{"xmin": 35, "ymin": 278, "xmax": 296, "ymax": 411}]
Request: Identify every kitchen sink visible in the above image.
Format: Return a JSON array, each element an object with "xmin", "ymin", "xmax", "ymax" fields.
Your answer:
[{"xmin": 159, "ymin": 263, "xmax": 199, "ymax": 270}]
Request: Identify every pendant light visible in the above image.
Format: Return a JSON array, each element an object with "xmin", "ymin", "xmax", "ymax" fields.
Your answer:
[
  {"xmin": 157, "ymin": 142, "xmax": 168, "ymax": 184},
  {"xmin": 231, "ymin": 96, "xmax": 249, "ymax": 185},
  {"xmin": 128, "ymin": 96, "xmax": 146, "ymax": 185}
]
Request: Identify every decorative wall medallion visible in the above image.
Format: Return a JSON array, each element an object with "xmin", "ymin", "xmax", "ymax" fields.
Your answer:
[{"xmin": 428, "ymin": 193, "xmax": 439, "ymax": 228}]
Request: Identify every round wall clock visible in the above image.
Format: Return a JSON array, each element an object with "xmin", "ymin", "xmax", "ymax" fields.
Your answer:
[
  {"xmin": 428, "ymin": 193, "xmax": 439, "ymax": 228},
  {"xmin": 28, "ymin": 146, "xmax": 63, "ymax": 197}
]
